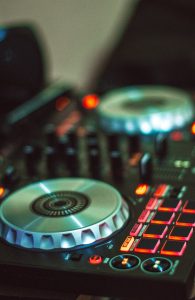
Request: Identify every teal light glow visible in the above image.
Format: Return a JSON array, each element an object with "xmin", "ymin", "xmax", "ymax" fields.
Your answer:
[
  {"xmin": 140, "ymin": 121, "xmax": 152, "ymax": 134},
  {"xmin": 128, "ymin": 89, "xmax": 143, "ymax": 100}
]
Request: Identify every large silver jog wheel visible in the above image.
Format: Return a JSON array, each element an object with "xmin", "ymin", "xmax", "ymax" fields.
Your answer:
[
  {"xmin": 98, "ymin": 86, "xmax": 194, "ymax": 134},
  {"xmin": 0, "ymin": 178, "xmax": 129, "ymax": 250}
]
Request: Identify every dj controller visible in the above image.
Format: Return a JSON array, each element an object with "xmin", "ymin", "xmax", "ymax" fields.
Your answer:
[{"xmin": 1, "ymin": 83, "xmax": 195, "ymax": 300}]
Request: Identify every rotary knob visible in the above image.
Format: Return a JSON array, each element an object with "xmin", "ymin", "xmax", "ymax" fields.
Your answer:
[{"xmin": 0, "ymin": 178, "xmax": 129, "ymax": 250}]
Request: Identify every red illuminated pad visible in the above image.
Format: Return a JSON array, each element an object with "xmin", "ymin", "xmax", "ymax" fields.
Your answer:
[
  {"xmin": 138, "ymin": 210, "xmax": 150, "ymax": 223},
  {"xmin": 151, "ymin": 211, "xmax": 175, "ymax": 225},
  {"xmin": 130, "ymin": 223, "xmax": 142, "ymax": 237},
  {"xmin": 158, "ymin": 198, "xmax": 182, "ymax": 212},
  {"xmin": 146, "ymin": 198, "xmax": 158, "ymax": 210},
  {"xmin": 153, "ymin": 184, "xmax": 169, "ymax": 198},
  {"xmin": 161, "ymin": 240, "xmax": 186, "ymax": 256},
  {"xmin": 183, "ymin": 201, "xmax": 195, "ymax": 214},
  {"xmin": 169, "ymin": 226, "xmax": 193, "ymax": 241},
  {"xmin": 134, "ymin": 238, "xmax": 160, "ymax": 254},
  {"xmin": 176, "ymin": 213, "xmax": 195, "ymax": 227},
  {"xmin": 143, "ymin": 224, "xmax": 168, "ymax": 239}
]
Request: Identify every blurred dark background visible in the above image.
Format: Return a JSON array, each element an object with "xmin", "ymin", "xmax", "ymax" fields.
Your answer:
[
  {"xmin": 93, "ymin": 0, "xmax": 195, "ymax": 93},
  {"xmin": 1, "ymin": 0, "xmax": 195, "ymax": 112}
]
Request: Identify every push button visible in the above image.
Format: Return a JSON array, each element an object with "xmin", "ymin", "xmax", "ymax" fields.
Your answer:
[
  {"xmin": 151, "ymin": 211, "xmax": 175, "ymax": 225},
  {"xmin": 143, "ymin": 224, "xmax": 168, "ymax": 239},
  {"xmin": 161, "ymin": 240, "xmax": 186, "ymax": 256},
  {"xmin": 176, "ymin": 213, "xmax": 195, "ymax": 227},
  {"xmin": 138, "ymin": 210, "xmax": 150, "ymax": 223},
  {"xmin": 89, "ymin": 255, "xmax": 102, "ymax": 265},
  {"xmin": 183, "ymin": 201, "xmax": 195, "ymax": 214},
  {"xmin": 0, "ymin": 186, "xmax": 6, "ymax": 199},
  {"xmin": 110, "ymin": 254, "xmax": 140, "ymax": 270},
  {"xmin": 142, "ymin": 257, "xmax": 172, "ymax": 274},
  {"xmin": 120, "ymin": 236, "xmax": 134, "ymax": 252},
  {"xmin": 154, "ymin": 184, "xmax": 169, "ymax": 198},
  {"xmin": 158, "ymin": 198, "xmax": 182, "ymax": 212},
  {"xmin": 146, "ymin": 198, "xmax": 158, "ymax": 210},
  {"xmin": 134, "ymin": 238, "xmax": 160, "ymax": 254},
  {"xmin": 68, "ymin": 253, "xmax": 82, "ymax": 261},
  {"xmin": 130, "ymin": 223, "xmax": 142, "ymax": 237},
  {"xmin": 169, "ymin": 226, "xmax": 193, "ymax": 241}
]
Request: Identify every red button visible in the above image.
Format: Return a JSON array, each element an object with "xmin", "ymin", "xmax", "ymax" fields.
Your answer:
[
  {"xmin": 158, "ymin": 198, "xmax": 182, "ymax": 212},
  {"xmin": 161, "ymin": 240, "xmax": 186, "ymax": 256},
  {"xmin": 146, "ymin": 198, "xmax": 158, "ymax": 210},
  {"xmin": 154, "ymin": 184, "xmax": 169, "ymax": 198},
  {"xmin": 151, "ymin": 211, "xmax": 175, "ymax": 225},
  {"xmin": 143, "ymin": 224, "xmax": 168, "ymax": 239},
  {"xmin": 134, "ymin": 238, "xmax": 160, "ymax": 254},
  {"xmin": 183, "ymin": 201, "xmax": 195, "ymax": 214},
  {"xmin": 169, "ymin": 226, "xmax": 193, "ymax": 241},
  {"xmin": 130, "ymin": 223, "xmax": 142, "ymax": 237},
  {"xmin": 176, "ymin": 213, "xmax": 195, "ymax": 227},
  {"xmin": 89, "ymin": 255, "xmax": 102, "ymax": 265},
  {"xmin": 138, "ymin": 210, "xmax": 150, "ymax": 223}
]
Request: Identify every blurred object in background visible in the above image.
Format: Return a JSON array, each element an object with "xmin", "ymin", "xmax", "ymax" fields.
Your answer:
[
  {"xmin": 0, "ymin": 0, "xmax": 133, "ymax": 90},
  {"xmin": 93, "ymin": 0, "xmax": 195, "ymax": 93},
  {"xmin": 0, "ymin": 24, "xmax": 47, "ymax": 116}
]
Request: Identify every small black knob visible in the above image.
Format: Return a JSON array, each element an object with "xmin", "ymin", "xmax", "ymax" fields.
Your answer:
[
  {"xmin": 154, "ymin": 133, "xmax": 168, "ymax": 159},
  {"xmin": 128, "ymin": 134, "xmax": 140, "ymax": 156},
  {"xmin": 139, "ymin": 153, "xmax": 152, "ymax": 183}
]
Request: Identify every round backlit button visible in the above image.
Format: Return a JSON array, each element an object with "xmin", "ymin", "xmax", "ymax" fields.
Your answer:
[
  {"xmin": 89, "ymin": 255, "xmax": 102, "ymax": 265},
  {"xmin": 141, "ymin": 257, "xmax": 172, "ymax": 274},
  {"xmin": 110, "ymin": 254, "xmax": 140, "ymax": 271}
]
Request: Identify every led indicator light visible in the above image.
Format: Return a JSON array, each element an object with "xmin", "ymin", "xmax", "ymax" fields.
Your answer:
[
  {"xmin": 191, "ymin": 122, "xmax": 195, "ymax": 135},
  {"xmin": 89, "ymin": 255, "xmax": 102, "ymax": 265},
  {"xmin": 0, "ymin": 187, "xmax": 5, "ymax": 198},
  {"xmin": 82, "ymin": 94, "xmax": 100, "ymax": 110},
  {"xmin": 121, "ymin": 258, "xmax": 129, "ymax": 265},
  {"xmin": 170, "ymin": 131, "xmax": 184, "ymax": 141},
  {"xmin": 135, "ymin": 184, "xmax": 149, "ymax": 196}
]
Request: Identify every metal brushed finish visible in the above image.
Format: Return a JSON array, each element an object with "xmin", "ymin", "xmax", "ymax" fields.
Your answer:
[{"xmin": 0, "ymin": 178, "xmax": 129, "ymax": 250}]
